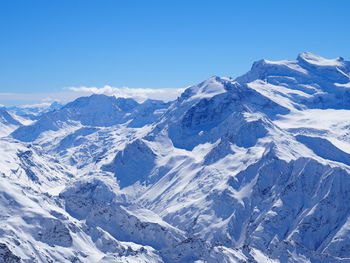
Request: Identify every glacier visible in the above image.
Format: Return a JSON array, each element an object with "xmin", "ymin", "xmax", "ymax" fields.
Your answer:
[{"xmin": 0, "ymin": 52, "xmax": 350, "ymax": 262}]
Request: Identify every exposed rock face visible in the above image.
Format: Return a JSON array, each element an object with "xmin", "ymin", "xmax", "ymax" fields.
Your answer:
[{"xmin": 0, "ymin": 243, "xmax": 21, "ymax": 263}]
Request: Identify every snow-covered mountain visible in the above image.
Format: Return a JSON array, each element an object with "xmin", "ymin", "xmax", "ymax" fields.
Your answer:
[
  {"xmin": 11, "ymin": 95, "xmax": 168, "ymax": 142},
  {"xmin": 8, "ymin": 101, "xmax": 64, "ymax": 122},
  {"xmin": 1, "ymin": 52, "xmax": 350, "ymax": 262},
  {"xmin": 0, "ymin": 107, "xmax": 22, "ymax": 137}
]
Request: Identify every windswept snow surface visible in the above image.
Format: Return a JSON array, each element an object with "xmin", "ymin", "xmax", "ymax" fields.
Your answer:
[{"xmin": 1, "ymin": 53, "xmax": 350, "ymax": 262}]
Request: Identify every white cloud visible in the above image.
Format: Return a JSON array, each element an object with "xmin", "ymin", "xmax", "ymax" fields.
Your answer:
[
  {"xmin": 0, "ymin": 92, "xmax": 75, "ymax": 102},
  {"xmin": 21, "ymin": 102, "xmax": 52, "ymax": 109},
  {"xmin": 0, "ymin": 86, "xmax": 185, "ymax": 106},
  {"xmin": 66, "ymin": 85, "xmax": 184, "ymax": 102}
]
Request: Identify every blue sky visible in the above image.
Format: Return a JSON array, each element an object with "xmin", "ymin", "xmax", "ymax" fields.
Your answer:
[{"xmin": 1, "ymin": 0, "xmax": 350, "ymax": 105}]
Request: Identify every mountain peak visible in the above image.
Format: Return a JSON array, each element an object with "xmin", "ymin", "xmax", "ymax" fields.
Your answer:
[
  {"xmin": 0, "ymin": 107, "xmax": 21, "ymax": 137},
  {"xmin": 63, "ymin": 94, "xmax": 118, "ymax": 109},
  {"xmin": 297, "ymin": 52, "xmax": 345, "ymax": 67},
  {"xmin": 0, "ymin": 107, "xmax": 21, "ymax": 126},
  {"xmin": 236, "ymin": 52, "xmax": 350, "ymax": 85},
  {"xmin": 48, "ymin": 101, "xmax": 63, "ymax": 110},
  {"xmin": 180, "ymin": 76, "xmax": 228, "ymax": 102}
]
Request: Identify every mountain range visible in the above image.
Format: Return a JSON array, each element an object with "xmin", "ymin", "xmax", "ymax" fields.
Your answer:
[{"xmin": 1, "ymin": 52, "xmax": 350, "ymax": 262}]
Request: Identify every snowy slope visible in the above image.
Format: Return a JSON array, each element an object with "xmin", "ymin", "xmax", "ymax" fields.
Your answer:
[
  {"xmin": 0, "ymin": 107, "xmax": 22, "ymax": 137},
  {"xmin": 1, "ymin": 53, "xmax": 350, "ymax": 262}
]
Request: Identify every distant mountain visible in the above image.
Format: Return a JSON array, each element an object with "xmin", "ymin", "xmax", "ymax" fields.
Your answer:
[
  {"xmin": 11, "ymin": 95, "xmax": 169, "ymax": 142},
  {"xmin": 0, "ymin": 107, "xmax": 21, "ymax": 137},
  {"xmin": 1, "ymin": 53, "xmax": 350, "ymax": 262},
  {"xmin": 8, "ymin": 101, "xmax": 64, "ymax": 121}
]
